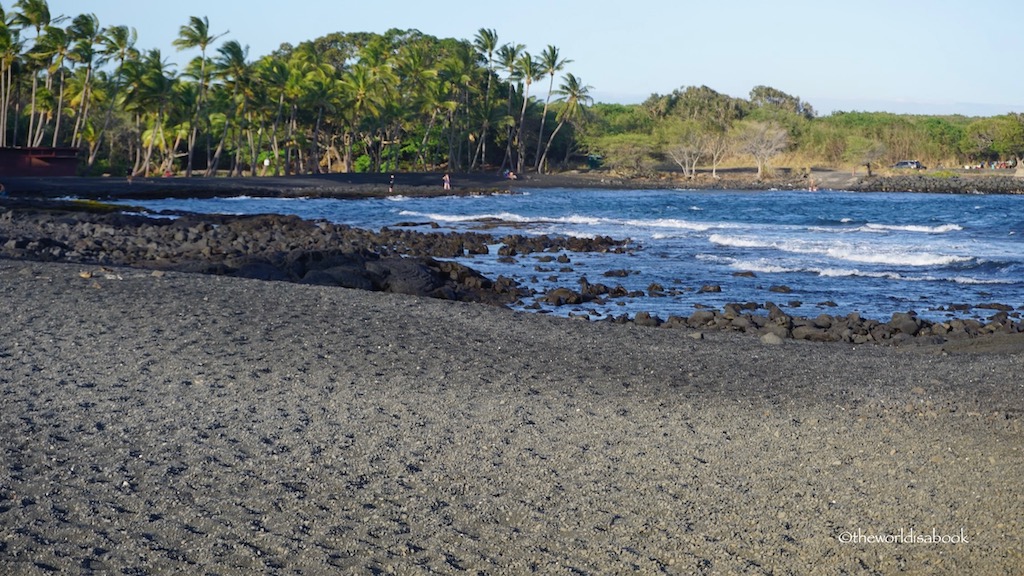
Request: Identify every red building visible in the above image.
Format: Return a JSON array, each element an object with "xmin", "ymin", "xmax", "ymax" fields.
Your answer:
[{"xmin": 0, "ymin": 147, "xmax": 79, "ymax": 177}]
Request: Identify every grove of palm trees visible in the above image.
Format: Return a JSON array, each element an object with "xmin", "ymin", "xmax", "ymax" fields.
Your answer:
[{"xmin": 2, "ymin": 1, "xmax": 1023, "ymax": 180}]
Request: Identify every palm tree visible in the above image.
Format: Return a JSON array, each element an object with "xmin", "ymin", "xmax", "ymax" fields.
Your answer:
[
  {"xmin": 496, "ymin": 42, "xmax": 523, "ymax": 171},
  {"xmin": 339, "ymin": 62, "xmax": 383, "ymax": 172},
  {"xmin": 25, "ymin": 23, "xmax": 69, "ymax": 146},
  {"xmin": 34, "ymin": 25, "xmax": 73, "ymax": 147},
  {"xmin": 206, "ymin": 39, "xmax": 249, "ymax": 176},
  {"xmin": 438, "ymin": 43, "xmax": 476, "ymax": 171},
  {"xmin": 513, "ymin": 51, "xmax": 540, "ymax": 173},
  {"xmin": 538, "ymin": 73, "xmax": 592, "ymax": 172},
  {"xmin": 124, "ymin": 49, "xmax": 177, "ymax": 176},
  {"xmin": 173, "ymin": 16, "xmax": 226, "ymax": 177},
  {"xmin": 67, "ymin": 12, "xmax": 101, "ymax": 149},
  {"xmin": 252, "ymin": 54, "xmax": 290, "ymax": 175},
  {"xmin": 393, "ymin": 39, "xmax": 439, "ymax": 170},
  {"xmin": 470, "ymin": 28, "xmax": 497, "ymax": 169},
  {"xmin": 302, "ymin": 70, "xmax": 339, "ymax": 174},
  {"xmin": 87, "ymin": 24, "xmax": 136, "ymax": 165},
  {"xmin": 11, "ymin": 0, "xmax": 50, "ymax": 35},
  {"xmin": 411, "ymin": 70, "xmax": 447, "ymax": 170},
  {"xmin": 289, "ymin": 42, "xmax": 340, "ymax": 173},
  {"xmin": 0, "ymin": 14, "xmax": 23, "ymax": 146},
  {"xmin": 12, "ymin": 0, "xmax": 53, "ymax": 147},
  {"xmin": 534, "ymin": 44, "xmax": 571, "ymax": 171}
]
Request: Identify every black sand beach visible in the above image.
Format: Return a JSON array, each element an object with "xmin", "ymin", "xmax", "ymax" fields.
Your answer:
[
  {"xmin": 1, "ymin": 174, "xmax": 1023, "ymax": 574},
  {"xmin": 1, "ymin": 260, "xmax": 1022, "ymax": 574}
]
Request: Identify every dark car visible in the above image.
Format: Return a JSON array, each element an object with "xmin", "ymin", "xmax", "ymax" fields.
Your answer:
[{"xmin": 892, "ymin": 160, "xmax": 926, "ymax": 170}]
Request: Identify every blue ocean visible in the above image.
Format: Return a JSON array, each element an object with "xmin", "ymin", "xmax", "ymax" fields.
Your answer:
[{"xmin": 111, "ymin": 188, "xmax": 1024, "ymax": 323}]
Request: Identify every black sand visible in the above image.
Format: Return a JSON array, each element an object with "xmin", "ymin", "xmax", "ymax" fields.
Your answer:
[{"xmin": 1, "ymin": 259, "xmax": 1021, "ymax": 574}]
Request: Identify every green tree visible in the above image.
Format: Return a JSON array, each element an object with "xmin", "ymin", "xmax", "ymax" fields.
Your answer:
[
  {"xmin": 87, "ymin": 24, "xmax": 136, "ymax": 166},
  {"xmin": 749, "ymin": 85, "xmax": 815, "ymax": 119},
  {"xmin": 661, "ymin": 117, "xmax": 705, "ymax": 178},
  {"xmin": 13, "ymin": 0, "xmax": 59, "ymax": 146},
  {"xmin": 843, "ymin": 135, "xmax": 886, "ymax": 176},
  {"xmin": 437, "ymin": 41, "xmax": 476, "ymax": 171},
  {"xmin": 0, "ymin": 10, "xmax": 24, "ymax": 146},
  {"xmin": 339, "ymin": 62, "xmax": 383, "ymax": 172},
  {"xmin": 123, "ymin": 48, "xmax": 177, "ymax": 176},
  {"xmin": 533, "ymin": 44, "xmax": 571, "ymax": 171},
  {"xmin": 251, "ymin": 54, "xmax": 289, "ymax": 175},
  {"xmin": 991, "ymin": 114, "xmax": 1024, "ymax": 163},
  {"xmin": 470, "ymin": 28, "xmax": 498, "ymax": 169},
  {"xmin": 27, "ymin": 23, "xmax": 71, "ymax": 146},
  {"xmin": 733, "ymin": 120, "xmax": 789, "ymax": 179},
  {"xmin": 669, "ymin": 85, "xmax": 746, "ymax": 127},
  {"xmin": 173, "ymin": 16, "xmax": 226, "ymax": 177},
  {"xmin": 512, "ymin": 51, "xmax": 540, "ymax": 173},
  {"xmin": 67, "ymin": 12, "xmax": 101, "ymax": 148},
  {"xmin": 496, "ymin": 41, "xmax": 523, "ymax": 171},
  {"xmin": 206, "ymin": 39, "xmax": 249, "ymax": 176},
  {"xmin": 538, "ymin": 73, "xmax": 591, "ymax": 172},
  {"xmin": 592, "ymin": 133, "xmax": 655, "ymax": 177}
]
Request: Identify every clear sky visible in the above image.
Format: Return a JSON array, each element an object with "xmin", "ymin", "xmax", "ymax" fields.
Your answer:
[{"xmin": 39, "ymin": 0, "xmax": 1024, "ymax": 116}]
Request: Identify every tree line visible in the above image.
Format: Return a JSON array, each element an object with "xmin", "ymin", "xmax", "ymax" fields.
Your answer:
[
  {"xmin": 585, "ymin": 85, "xmax": 1024, "ymax": 178},
  {"xmin": 0, "ymin": 1, "xmax": 591, "ymax": 177},
  {"xmin": 2, "ymin": 0, "xmax": 1021, "ymax": 179}
]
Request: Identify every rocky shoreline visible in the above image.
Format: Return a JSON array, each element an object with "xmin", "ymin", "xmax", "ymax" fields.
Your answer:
[
  {"xmin": 0, "ymin": 199, "xmax": 629, "ymax": 307},
  {"xmin": 2, "ymin": 193, "xmax": 1021, "ymax": 348},
  {"xmin": 3, "ymin": 168, "xmax": 1023, "ymax": 200}
]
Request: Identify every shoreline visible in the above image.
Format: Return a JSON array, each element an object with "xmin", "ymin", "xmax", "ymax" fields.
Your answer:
[
  {"xmin": 2, "ymin": 179, "xmax": 1023, "ymax": 348},
  {"xmin": 2, "ymin": 168, "xmax": 1023, "ymax": 200},
  {"xmin": 1, "ymin": 196, "xmax": 1022, "ymax": 348}
]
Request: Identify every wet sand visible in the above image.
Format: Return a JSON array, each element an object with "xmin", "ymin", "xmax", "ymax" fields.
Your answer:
[{"xmin": 1, "ymin": 259, "xmax": 1022, "ymax": 574}]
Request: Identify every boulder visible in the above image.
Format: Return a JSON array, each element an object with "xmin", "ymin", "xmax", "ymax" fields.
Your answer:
[
  {"xmin": 544, "ymin": 287, "xmax": 582, "ymax": 306},
  {"xmin": 729, "ymin": 315, "xmax": 755, "ymax": 331},
  {"xmin": 792, "ymin": 325, "xmax": 836, "ymax": 342},
  {"xmin": 688, "ymin": 309, "xmax": 718, "ymax": 327},
  {"xmin": 302, "ymin": 266, "xmax": 379, "ymax": 291},
  {"xmin": 889, "ymin": 312, "xmax": 921, "ymax": 336},
  {"xmin": 366, "ymin": 257, "xmax": 444, "ymax": 296},
  {"xmin": 633, "ymin": 311, "xmax": 662, "ymax": 327},
  {"xmin": 231, "ymin": 259, "xmax": 292, "ymax": 282},
  {"xmin": 759, "ymin": 324, "xmax": 791, "ymax": 339}
]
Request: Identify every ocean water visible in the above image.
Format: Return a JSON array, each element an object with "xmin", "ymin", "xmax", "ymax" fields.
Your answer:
[{"xmin": 109, "ymin": 188, "xmax": 1024, "ymax": 323}]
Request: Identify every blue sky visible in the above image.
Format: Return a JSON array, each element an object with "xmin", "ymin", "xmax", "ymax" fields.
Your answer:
[{"xmin": 40, "ymin": 0, "xmax": 1024, "ymax": 116}]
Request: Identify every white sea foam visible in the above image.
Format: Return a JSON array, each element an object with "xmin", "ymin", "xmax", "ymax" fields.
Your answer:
[
  {"xmin": 862, "ymin": 222, "xmax": 963, "ymax": 234},
  {"xmin": 623, "ymin": 218, "xmax": 713, "ymax": 231},
  {"xmin": 711, "ymin": 233, "xmax": 975, "ymax": 267},
  {"xmin": 398, "ymin": 210, "xmax": 603, "ymax": 226},
  {"xmin": 816, "ymin": 267, "xmax": 902, "ymax": 279},
  {"xmin": 947, "ymin": 276, "xmax": 1008, "ymax": 285},
  {"xmin": 708, "ymin": 234, "xmax": 778, "ymax": 249},
  {"xmin": 728, "ymin": 261, "xmax": 798, "ymax": 274},
  {"xmin": 825, "ymin": 247, "xmax": 972, "ymax": 267}
]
